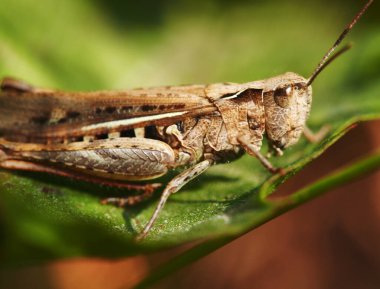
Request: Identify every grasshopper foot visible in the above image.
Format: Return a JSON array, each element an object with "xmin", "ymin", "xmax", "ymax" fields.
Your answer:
[
  {"xmin": 271, "ymin": 167, "xmax": 286, "ymax": 176},
  {"xmin": 101, "ymin": 183, "xmax": 161, "ymax": 207},
  {"xmin": 303, "ymin": 125, "xmax": 331, "ymax": 143}
]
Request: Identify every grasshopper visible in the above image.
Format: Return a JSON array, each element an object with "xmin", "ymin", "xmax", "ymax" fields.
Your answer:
[{"xmin": 0, "ymin": 0, "xmax": 373, "ymax": 240}]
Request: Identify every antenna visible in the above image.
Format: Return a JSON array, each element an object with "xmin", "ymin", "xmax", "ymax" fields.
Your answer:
[{"xmin": 307, "ymin": 0, "xmax": 373, "ymax": 86}]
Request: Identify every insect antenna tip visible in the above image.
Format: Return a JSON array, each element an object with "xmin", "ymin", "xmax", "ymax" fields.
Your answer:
[{"xmin": 306, "ymin": 0, "xmax": 373, "ymax": 86}]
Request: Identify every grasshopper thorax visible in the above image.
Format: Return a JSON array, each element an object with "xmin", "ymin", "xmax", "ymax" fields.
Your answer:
[{"xmin": 261, "ymin": 72, "xmax": 311, "ymax": 150}]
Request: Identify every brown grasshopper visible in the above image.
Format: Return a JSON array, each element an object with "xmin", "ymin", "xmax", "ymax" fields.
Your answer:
[{"xmin": 0, "ymin": 0, "xmax": 373, "ymax": 240}]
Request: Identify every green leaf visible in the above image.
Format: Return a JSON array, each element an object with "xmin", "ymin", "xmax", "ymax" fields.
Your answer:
[
  {"xmin": 134, "ymin": 150, "xmax": 380, "ymax": 289},
  {"xmin": 0, "ymin": 0, "xmax": 379, "ymax": 266}
]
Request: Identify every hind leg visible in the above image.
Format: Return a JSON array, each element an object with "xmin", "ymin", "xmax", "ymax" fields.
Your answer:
[{"xmin": 0, "ymin": 159, "xmax": 161, "ymax": 202}]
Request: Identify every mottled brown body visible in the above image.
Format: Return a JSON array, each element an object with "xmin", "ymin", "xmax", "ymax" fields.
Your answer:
[
  {"xmin": 0, "ymin": 0, "xmax": 372, "ymax": 239},
  {"xmin": 0, "ymin": 74, "xmax": 312, "ymax": 239},
  {"xmin": 0, "ymin": 74, "xmax": 310, "ymax": 175}
]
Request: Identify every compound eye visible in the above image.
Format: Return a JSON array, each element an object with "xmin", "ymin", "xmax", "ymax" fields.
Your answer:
[{"xmin": 274, "ymin": 85, "xmax": 293, "ymax": 108}]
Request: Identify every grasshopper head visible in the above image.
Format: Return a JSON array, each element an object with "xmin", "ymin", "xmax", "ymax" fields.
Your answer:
[{"xmin": 262, "ymin": 72, "xmax": 311, "ymax": 150}]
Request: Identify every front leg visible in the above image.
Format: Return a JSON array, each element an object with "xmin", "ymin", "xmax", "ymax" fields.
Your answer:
[
  {"xmin": 303, "ymin": 125, "xmax": 330, "ymax": 143},
  {"xmin": 237, "ymin": 135, "xmax": 281, "ymax": 174},
  {"xmin": 136, "ymin": 159, "xmax": 212, "ymax": 241}
]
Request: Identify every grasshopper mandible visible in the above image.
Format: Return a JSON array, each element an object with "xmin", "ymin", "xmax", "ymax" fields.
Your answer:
[{"xmin": 0, "ymin": 0, "xmax": 372, "ymax": 240}]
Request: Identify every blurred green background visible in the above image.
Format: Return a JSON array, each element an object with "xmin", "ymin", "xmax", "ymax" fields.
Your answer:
[{"xmin": 0, "ymin": 0, "xmax": 379, "ymax": 272}]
